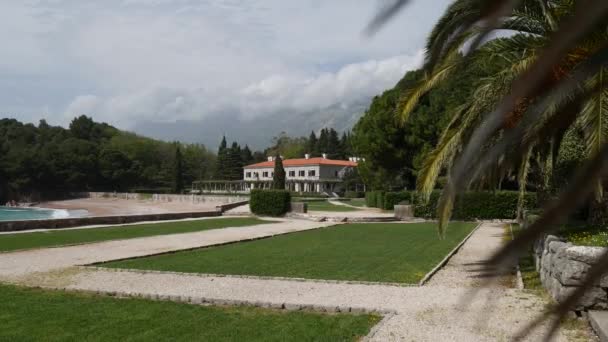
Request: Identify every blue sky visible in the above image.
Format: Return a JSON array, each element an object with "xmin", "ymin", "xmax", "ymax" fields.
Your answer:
[{"xmin": 1, "ymin": 0, "xmax": 452, "ymax": 141}]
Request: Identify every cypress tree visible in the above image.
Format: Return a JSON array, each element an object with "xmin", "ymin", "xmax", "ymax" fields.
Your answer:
[
  {"xmin": 214, "ymin": 136, "xmax": 228, "ymax": 179},
  {"xmin": 173, "ymin": 145, "xmax": 184, "ymax": 193},
  {"xmin": 241, "ymin": 145, "xmax": 254, "ymax": 166},
  {"xmin": 227, "ymin": 142, "xmax": 243, "ymax": 180},
  {"xmin": 318, "ymin": 128, "xmax": 328, "ymax": 156},
  {"xmin": 272, "ymin": 154, "xmax": 286, "ymax": 190},
  {"xmin": 327, "ymin": 128, "xmax": 340, "ymax": 159},
  {"xmin": 308, "ymin": 131, "xmax": 318, "ymax": 156}
]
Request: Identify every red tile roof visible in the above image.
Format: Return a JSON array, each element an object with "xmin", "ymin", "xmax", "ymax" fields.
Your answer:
[{"xmin": 245, "ymin": 157, "xmax": 357, "ymax": 169}]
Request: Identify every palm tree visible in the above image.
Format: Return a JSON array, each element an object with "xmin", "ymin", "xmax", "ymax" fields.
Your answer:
[
  {"xmin": 367, "ymin": 0, "xmax": 608, "ymax": 339},
  {"xmin": 400, "ymin": 0, "xmax": 608, "ymax": 226}
]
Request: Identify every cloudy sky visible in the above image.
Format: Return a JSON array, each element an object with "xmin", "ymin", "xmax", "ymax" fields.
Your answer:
[{"xmin": 1, "ymin": 0, "xmax": 451, "ymax": 147}]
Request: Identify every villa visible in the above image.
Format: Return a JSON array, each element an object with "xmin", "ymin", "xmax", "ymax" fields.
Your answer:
[{"xmin": 242, "ymin": 154, "xmax": 360, "ymax": 194}]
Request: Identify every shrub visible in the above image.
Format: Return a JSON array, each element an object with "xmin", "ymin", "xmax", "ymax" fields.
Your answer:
[
  {"xmin": 383, "ymin": 192, "xmax": 415, "ymax": 210},
  {"xmin": 365, "ymin": 191, "xmax": 386, "ymax": 208},
  {"xmin": 365, "ymin": 192, "xmax": 376, "ymax": 207},
  {"xmin": 345, "ymin": 191, "xmax": 364, "ymax": 198},
  {"xmin": 375, "ymin": 191, "xmax": 385, "ymax": 209},
  {"xmin": 250, "ymin": 190, "xmax": 291, "ymax": 217},
  {"xmin": 413, "ymin": 191, "xmax": 537, "ymax": 220}
]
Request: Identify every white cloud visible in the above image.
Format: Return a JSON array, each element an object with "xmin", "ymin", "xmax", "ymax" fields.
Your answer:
[{"xmin": 0, "ymin": 0, "xmax": 451, "ymax": 136}]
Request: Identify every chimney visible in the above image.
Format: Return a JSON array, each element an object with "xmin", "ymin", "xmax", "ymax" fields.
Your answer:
[
  {"xmin": 304, "ymin": 154, "xmax": 310, "ymax": 160},
  {"xmin": 322, "ymin": 153, "xmax": 327, "ymax": 159},
  {"xmin": 267, "ymin": 156, "xmax": 274, "ymax": 162}
]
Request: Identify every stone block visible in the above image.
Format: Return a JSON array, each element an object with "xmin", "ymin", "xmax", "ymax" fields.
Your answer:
[
  {"xmin": 548, "ymin": 240, "xmax": 569, "ymax": 254},
  {"xmin": 555, "ymin": 259, "xmax": 591, "ymax": 286},
  {"xmin": 394, "ymin": 205, "xmax": 413, "ymax": 220},
  {"xmin": 565, "ymin": 246, "xmax": 607, "ymax": 265},
  {"xmin": 290, "ymin": 202, "xmax": 308, "ymax": 214}
]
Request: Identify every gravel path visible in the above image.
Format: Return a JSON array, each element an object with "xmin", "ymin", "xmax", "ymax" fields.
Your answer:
[
  {"xmin": 0, "ymin": 218, "xmax": 332, "ymax": 279},
  {"xmin": 0, "ymin": 220, "xmax": 591, "ymax": 341}
]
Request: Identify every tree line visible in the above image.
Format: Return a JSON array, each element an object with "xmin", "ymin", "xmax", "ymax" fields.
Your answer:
[
  {"xmin": 0, "ymin": 116, "xmax": 215, "ymax": 202},
  {"xmin": 0, "ymin": 115, "xmax": 356, "ymax": 202}
]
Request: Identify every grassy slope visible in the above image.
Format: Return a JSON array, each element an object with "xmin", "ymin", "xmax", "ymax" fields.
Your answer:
[
  {"xmin": 0, "ymin": 284, "xmax": 379, "ymax": 341},
  {"xmin": 0, "ymin": 218, "xmax": 268, "ymax": 252},
  {"xmin": 105, "ymin": 222, "xmax": 477, "ymax": 283}
]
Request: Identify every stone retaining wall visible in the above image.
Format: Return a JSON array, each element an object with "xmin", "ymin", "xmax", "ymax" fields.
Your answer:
[
  {"xmin": 87, "ymin": 192, "xmax": 247, "ymax": 204},
  {"xmin": 0, "ymin": 211, "xmax": 221, "ymax": 232},
  {"xmin": 534, "ymin": 234, "xmax": 608, "ymax": 310}
]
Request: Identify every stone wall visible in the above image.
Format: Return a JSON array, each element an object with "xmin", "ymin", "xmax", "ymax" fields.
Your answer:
[
  {"xmin": 87, "ymin": 192, "xmax": 247, "ymax": 204},
  {"xmin": 0, "ymin": 210, "xmax": 221, "ymax": 232},
  {"xmin": 534, "ymin": 234, "xmax": 608, "ymax": 310}
]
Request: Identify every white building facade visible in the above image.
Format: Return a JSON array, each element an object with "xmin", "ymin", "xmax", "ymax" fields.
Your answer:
[{"xmin": 243, "ymin": 155, "xmax": 359, "ymax": 194}]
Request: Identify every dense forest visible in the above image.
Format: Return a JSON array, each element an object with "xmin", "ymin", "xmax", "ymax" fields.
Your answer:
[
  {"xmin": 350, "ymin": 55, "xmax": 501, "ymax": 191},
  {"xmin": 0, "ymin": 116, "xmax": 354, "ymax": 202},
  {"xmin": 0, "ymin": 116, "xmax": 216, "ymax": 202}
]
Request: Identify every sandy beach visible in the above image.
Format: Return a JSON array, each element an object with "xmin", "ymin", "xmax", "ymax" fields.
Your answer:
[{"xmin": 40, "ymin": 198, "xmax": 223, "ymax": 217}]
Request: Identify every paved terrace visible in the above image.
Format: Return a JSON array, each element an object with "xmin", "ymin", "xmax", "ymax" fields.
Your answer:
[{"xmin": 0, "ymin": 219, "xmax": 591, "ymax": 341}]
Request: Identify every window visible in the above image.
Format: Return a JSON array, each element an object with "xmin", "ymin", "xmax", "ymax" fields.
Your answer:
[
  {"xmin": 335, "ymin": 171, "xmax": 338, "ymax": 177},
  {"xmin": 308, "ymin": 170, "xmax": 316, "ymax": 177},
  {"xmin": 254, "ymin": 172, "xmax": 259, "ymax": 178},
  {"xmin": 299, "ymin": 170, "xmax": 305, "ymax": 177},
  {"xmin": 246, "ymin": 172, "xmax": 252, "ymax": 178},
  {"xmin": 289, "ymin": 171, "xmax": 296, "ymax": 177},
  {"xmin": 271, "ymin": 172, "xmax": 274, "ymax": 177},
  {"xmin": 263, "ymin": 172, "xmax": 269, "ymax": 177}
]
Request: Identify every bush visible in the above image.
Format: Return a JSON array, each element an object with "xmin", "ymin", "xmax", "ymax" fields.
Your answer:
[
  {"xmin": 365, "ymin": 191, "xmax": 386, "ymax": 208},
  {"xmin": 412, "ymin": 191, "xmax": 537, "ymax": 220},
  {"xmin": 375, "ymin": 191, "xmax": 385, "ymax": 209},
  {"xmin": 344, "ymin": 191, "xmax": 364, "ymax": 199},
  {"xmin": 383, "ymin": 192, "xmax": 415, "ymax": 210},
  {"xmin": 365, "ymin": 192, "xmax": 376, "ymax": 207},
  {"xmin": 250, "ymin": 190, "xmax": 291, "ymax": 217}
]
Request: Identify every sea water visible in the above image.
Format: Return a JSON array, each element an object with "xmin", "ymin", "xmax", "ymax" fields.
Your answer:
[{"xmin": 0, "ymin": 206, "xmax": 70, "ymax": 221}]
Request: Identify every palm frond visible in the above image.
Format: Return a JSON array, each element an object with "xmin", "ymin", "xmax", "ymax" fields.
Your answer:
[
  {"xmin": 580, "ymin": 68, "xmax": 608, "ymax": 200},
  {"xmin": 416, "ymin": 106, "xmax": 471, "ymax": 201},
  {"xmin": 363, "ymin": 0, "xmax": 409, "ymax": 36},
  {"xmin": 399, "ymin": 53, "xmax": 462, "ymax": 123}
]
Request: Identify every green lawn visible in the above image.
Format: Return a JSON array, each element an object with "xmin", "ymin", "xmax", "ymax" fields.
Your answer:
[
  {"xmin": 343, "ymin": 199, "xmax": 367, "ymax": 207},
  {"xmin": 104, "ymin": 222, "xmax": 477, "ymax": 283},
  {"xmin": 0, "ymin": 284, "xmax": 379, "ymax": 341},
  {"xmin": 305, "ymin": 200, "xmax": 360, "ymax": 212},
  {"xmin": 0, "ymin": 218, "xmax": 268, "ymax": 252}
]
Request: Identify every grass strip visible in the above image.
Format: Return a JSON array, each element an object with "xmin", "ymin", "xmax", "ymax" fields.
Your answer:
[
  {"xmin": 104, "ymin": 222, "xmax": 476, "ymax": 284},
  {"xmin": 0, "ymin": 284, "xmax": 379, "ymax": 341},
  {"xmin": 0, "ymin": 218, "xmax": 269, "ymax": 252}
]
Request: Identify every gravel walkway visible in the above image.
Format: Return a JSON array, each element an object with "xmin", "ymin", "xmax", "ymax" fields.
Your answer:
[
  {"xmin": 0, "ymin": 220, "xmax": 592, "ymax": 341},
  {"xmin": 0, "ymin": 218, "xmax": 332, "ymax": 279}
]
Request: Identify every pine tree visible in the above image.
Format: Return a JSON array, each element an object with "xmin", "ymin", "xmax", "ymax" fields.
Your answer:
[
  {"xmin": 241, "ymin": 145, "xmax": 254, "ymax": 166},
  {"xmin": 318, "ymin": 128, "xmax": 329, "ymax": 156},
  {"xmin": 327, "ymin": 128, "xmax": 340, "ymax": 159},
  {"xmin": 214, "ymin": 136, "xmax": 228, "ymax": 179},
  {"xmin": 173, "ymin": 144, "xmax": 184, "ymax": 193},
  {"xmin": 227, "ymin": 142, "xmax": 243, "ymax": 180},
  {"xmin": 339, "ymin": 132, "xmax": 351, "ymax": 159},
  {"xmin": 273, "ymin": 154, "xmax": 286, "ymax": 190},
  {"xmin": 308, "ymin": 131, "xmax": 318, "ymax": 156}
]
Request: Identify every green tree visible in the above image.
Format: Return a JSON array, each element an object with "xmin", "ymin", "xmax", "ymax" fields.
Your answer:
[
  {"xmin": 272, "ymin": 155, "xmax": 286, "ymax": 190},
  {"xmin": 308, "ymin": 131, "xmax": 318, "ymax": 156},
  {"xmin": 173, "ymin": 145, "xmax": 184, "ymax": 193},
  {"xmin": 214, "ymin": 136, "xmax": 228, "ymax": 180}
]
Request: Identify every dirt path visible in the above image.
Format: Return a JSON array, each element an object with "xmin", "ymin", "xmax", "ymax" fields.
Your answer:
[{"xmin": 0, "ymin": 221, "xmax": 590, "ymax": 341}]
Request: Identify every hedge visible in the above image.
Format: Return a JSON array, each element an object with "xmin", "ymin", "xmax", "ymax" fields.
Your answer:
[
  {"xmin": 365, "ymin": 190, "xmax": 537, "ymax": 219},
  {"xmin": 383, "ymin": 192, "xmax": 415, "ymax": 210},
  {"xmin": 250, "ymin": 189, "xmax": 291, "ymax": 217},
  {"xmin": 413, "ymin": 191, "xmax": 537, "ymax": 220},
  {"xmin": 365, "ymin": 191, "xmax": 385, "ymax": 208},
  {"xmin": 345, "ymin": 191, "xmax": 364, "ymax": 199}
]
